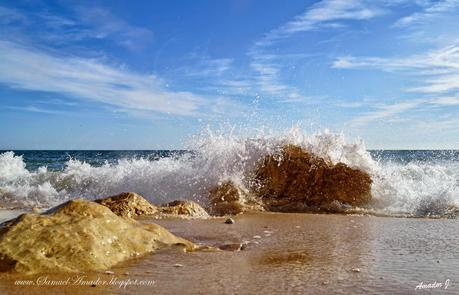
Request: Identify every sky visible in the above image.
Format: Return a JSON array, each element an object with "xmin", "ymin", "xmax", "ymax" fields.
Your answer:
[{"xmin": 1, "ymin": 0, "xmax": 459, "ymax": 150}]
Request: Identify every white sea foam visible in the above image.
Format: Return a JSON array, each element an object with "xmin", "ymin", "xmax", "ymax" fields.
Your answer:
[{"xmin": 0, "ymin": 127, "xmax": 457, "ymax": 217}]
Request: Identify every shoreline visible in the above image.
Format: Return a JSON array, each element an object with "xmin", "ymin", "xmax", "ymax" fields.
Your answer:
[
  {"xmin": 1, "ymin": 212, "xmax": 457, "ymax": 294},
  {"xmin": 1, "ymin": 206, "xmax": 456, "ymax": 225}
]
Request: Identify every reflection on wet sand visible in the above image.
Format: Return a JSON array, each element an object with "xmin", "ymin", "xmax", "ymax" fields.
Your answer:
[{"xmin": 1, "ymin": 212, "xmax": 458, "ymax": 294}]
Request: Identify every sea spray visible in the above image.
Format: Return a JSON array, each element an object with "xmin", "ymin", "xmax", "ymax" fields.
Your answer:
[{"xmin": 0, "ymin": 127, "xmax": 458, "ymax": 217}]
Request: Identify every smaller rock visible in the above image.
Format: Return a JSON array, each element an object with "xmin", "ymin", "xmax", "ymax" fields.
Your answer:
[
  {"xmin": 208, "ymin": 181, "xmax": 264, "ymax": 216},
  {"xmin": 91, "ymin": 284, "xmax": 96, "ymax": 287},
  {"xmin": 321, "ymin": 281, "xmax": 329, "ymax": 285},
  {"xmin": 351, "ymin": 268, "xmax": 361, "ymax": 273},
  {"xmin": 173, "ymin": 263, "xmax": 184, "ymax": 268},
  {"xmin": 159, "ymin": 200, "xmax": 209, "ymax": 219},
  {"xmin": 253, "ymin": 235, "xmax": 262, "ymax": 239},
  {"xmin": 225, "ymin": 218, "xmax": 235, "ymax": 224},
  {"xmin": 104, "ymin": 270, "xmax": 115, "ymax": 275},
  {"xmin": 218, "ymin": 243, "xmax": 243, "ymax": 251},
  {"xmin": 95, "ymin": 192, "xmax": 157, "ymax": 218},
  {"xmin": 195, "ymin": 245, "xmax": 219, "ymax": 252}
]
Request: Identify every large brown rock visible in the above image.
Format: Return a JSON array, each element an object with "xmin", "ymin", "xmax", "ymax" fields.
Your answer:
[
  {"xmin": 0, "ymin": 199, "xmax": 195, "ymax": 274},
  {"xmin": 95, "ymin": 192, "xmax": 158, "ymax": 218},
  {"xmin": 251, "ymin": 145, "xmax": 372, "ymax": 211},
  {"xmin": 208, "ymin": 181, "xmax": 265, "ymax": 216}
]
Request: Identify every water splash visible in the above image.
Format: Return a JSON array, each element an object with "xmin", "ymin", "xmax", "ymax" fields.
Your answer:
[{"xmin": 0, "ymin": 127, "xmax": 457, "ymax": 217}]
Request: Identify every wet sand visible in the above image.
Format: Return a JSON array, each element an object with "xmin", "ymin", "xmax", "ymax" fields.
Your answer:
[
  {"xmin": 0, "ymin": 212, "xmax": 458, "ymax": 294},
  {"xmin": 0, "ymin": 209, "xmax": 27, "ymax": 224}
]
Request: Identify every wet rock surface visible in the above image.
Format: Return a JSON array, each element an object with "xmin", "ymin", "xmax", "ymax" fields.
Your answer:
[
  {"xmin": 206, "ymin": 145, "xmax": 373, "ymax": 214},
  {"xmin": 208, "ymin": 180, "xmax": 265, "ymax": 216},
  {"xmin": 0, "ymin": 199, "xmax": 195, "ymax": 274},
  {"xmin": 97, "ymin": 193, "xmax": 210, "ymax": 219},
  {"xmin": 158, "ymin": 200, "xmax": 209, "ymax": 219},
  {"xmin": 95, "ymin": 192, "xmax": 158, "ymax": 218},
  {"xmin": 251, "ymin": 145, "xmax": 372, "ymax": 212},
  {"xmin": 218, "ymin": 243, "xmax": 244, "ymax": 251}
]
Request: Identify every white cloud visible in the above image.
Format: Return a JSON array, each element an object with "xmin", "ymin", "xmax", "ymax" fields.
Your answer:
[
  {"xmin": 334, "ymin": 44, "xmax": 459, "ymax": 126},
  {"xmin": 418, "ymin": 117, "xmax": 459, "ymax": 132},
  {"xmin": 333, "ymin": 44, "xmax": 459, "ymax": 94},
  {"xmin": 0, "ymin": 5, "xmax": 153, "ymax": 51},
  {"xmin": 350, "ymin": 100, "xmax": 424, "ymax": 126},
  {"xmin": 71, "ymin": 6, "xmax": 153, "ymax": 51},
  {"xmin": 180, "ymin": 57, "xmax": 234, "ymax": 78},
  {"xmin": 394, "ymin": 0, "xmax": 459, "ymax": 27},
  {"xmin": 333, "ymin": 46, "xmax": 459, "ymax": 71},
  {"xmin": 3, "ymin": 105, "xmax": 65, "ymax": 115},
  {"xmin": 258, "ymin": 0, "xmax": 383, "ymax": 46},
  {"xmin": 0, "ymin": 40, "xmax": 206, "ymax": 116},
  {"xmin": 250, "ymin": 60, "xmax": 289, "ymax": 95},
  {"xmin": 247, "ymin": 0, "xmax": 384, "ymax": 101},
  {"xmin": 429, "ymin": 95, "xmax": 459, "ymax": 105}
]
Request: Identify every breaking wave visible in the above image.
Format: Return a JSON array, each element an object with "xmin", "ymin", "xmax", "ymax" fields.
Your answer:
[{"xmin": 0, "ymin": 126, "xmax": 458, "ymax": 218}]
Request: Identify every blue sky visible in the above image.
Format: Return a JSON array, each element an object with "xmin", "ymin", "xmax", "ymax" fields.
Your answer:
[{"xmin": 1, "ymin": 0, "xmax": 459, "ymax": 149}]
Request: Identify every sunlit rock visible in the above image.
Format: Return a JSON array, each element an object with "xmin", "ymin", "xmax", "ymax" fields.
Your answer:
[
  {"xmin": 159, "ymin": 200, "xmax": 209, "ymax": 219},
  {"xmin": 0, "ymin": 199, "xmax": 195, "ymax": 274},
  {"xmin": 208, "ymin": 180, "xmax": 265, "ymax": 216},
  {"xmin": 251, "ymin": 145, "xmax": 372, "ymax": 211},
  {"xmin": 95, "ymin": 192, "xmax": 158, "ymax": 218}
]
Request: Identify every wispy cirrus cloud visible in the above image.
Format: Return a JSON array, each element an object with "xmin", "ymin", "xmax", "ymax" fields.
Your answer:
[
  {"xmin": 349, "ymin": 100, "xmax": 424, "ymax": 126},
  {"xmin": 248, "ymin": 0, "xmax": 384, "ymax": 101},
  {"xmin": 3, "ymin": 105, "xmax": 66, "ymax": 115},
  {"xmin": 250, "ymin": 56, "xmax": 290, "ymax": 96},
  {"xmin": 178, "ymin": 56, "xmax": 234, "ymax": 78},
  {"xmin": 394, "ymin": 0, "xmax": 459, "ymax": 27},
  {"xmin": 335, "ymin": 44, "xmax": 459, "ymax": 126},
  {"xmin": 0, "ymin": 4, "xmax": 153, "ymax": 51},
  {"xmin": 333, "ymin": 44, "xmax": 459, "ymax": 94},
  {"xmin": 333, "ymin": 45, "xmax": 459, "ymax": 71},
  {"xmin": 256, "ymin": 0, "xmax": 384, "ymax": 47},
  {"xmin": 429, "ymin": 95, "xmax": 459, "ymax": 106},
  {"xmin": 71, "ymin": 6, "xmax": 153, "ymax": 51},
  {"xmin": 0, "ymin": 40, "xmax": 206, "ymax": 116},
  {"xmin": 169, "ymin": 1, "xmax": 386, "ymax": 102}
]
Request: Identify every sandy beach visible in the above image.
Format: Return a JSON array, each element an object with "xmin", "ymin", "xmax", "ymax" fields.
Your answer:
[{"xmin": 0, "ymin": 212, "xmax": 457, "ymax": 294}]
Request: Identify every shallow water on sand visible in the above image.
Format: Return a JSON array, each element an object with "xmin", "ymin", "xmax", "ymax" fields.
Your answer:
[
  {"xmin": 0, "ymin": 213, "xmax": 458, "ymax": 294},
  {"xmin": 0, "ymin": 209, "xmax": 27, "ymax": 223}
]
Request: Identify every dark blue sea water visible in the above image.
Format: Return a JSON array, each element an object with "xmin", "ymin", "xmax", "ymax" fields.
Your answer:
[
  {"xmin": 2, "ymin": 150, "xmax": 458, "ymax": 172},
  {"xmin": 0, "ymin": 150, "xmax": 189, "ymax": 171}
]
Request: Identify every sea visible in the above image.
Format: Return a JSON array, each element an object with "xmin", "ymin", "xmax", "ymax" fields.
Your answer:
[{"xmin": 1, "ymin": 129, "xmax": 458, "ymax": 218}]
